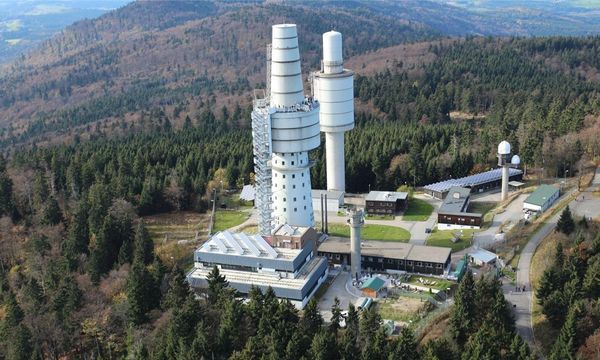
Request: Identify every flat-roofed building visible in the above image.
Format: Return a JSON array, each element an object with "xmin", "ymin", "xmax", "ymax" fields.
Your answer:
[
  {"xmin": 424, "ymin": 168, "xmax": 523, "ymax": 199},
  {"xmin": 187, "ymin": 230, "xmax": 328, "ymax": 309},
  {"xmin": 523, "ymin": 184, "xmax": 560, "ymax": 213},
  {"xmin": 311, "ymin": 189, "xmax": 344, "ymax": 213},
  {"xmin": 437, "ymin": 187, "xmax": 482, "ymax": 230},
  {"xmin": 365, "ymin": 191, "xmax": 408, "ymax": 215},
  {"xmin": 317, "ymin": 237, "xmax": 451, "ymax": 275},
  {"xmin": 271, "ymin": 224, "xmax": 318, "ymax": 250}
]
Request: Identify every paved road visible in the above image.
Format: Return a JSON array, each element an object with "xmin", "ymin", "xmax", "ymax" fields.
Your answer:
[
  {"xmin": 473, "ymin": 193, "xmax": 528, "ymax": 248},
  {"xmin": 505, "ymin": 168, "xmax": 600, "ymax": 347}
]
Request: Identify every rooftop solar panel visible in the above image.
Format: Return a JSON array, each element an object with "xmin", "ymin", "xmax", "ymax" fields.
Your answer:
[{"xmin": 424, "ymin": 168, "xmax": 523, "ymax": 193}]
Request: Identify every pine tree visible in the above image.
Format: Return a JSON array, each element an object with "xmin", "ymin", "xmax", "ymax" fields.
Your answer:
[
  {"xmin": 206, "ymin": 265, "xmax": 228, "ymax": 304},
  {"xmin": 299, "ymin": 298, "xmax": 323, "ymax": 339},
  {"xmin": 133, "ymin": 221, "xmax": 154, "ymax": 265},
  {"xmin": 330, "ymin": 297, "xmax": 343, "ymax": 333},
  {"xmin": 309, "ymin": 329, "xmax": 337, "ymax": 360},
  {"xmin": 389, "ymin": 326, "xmax": 420, "ymax": 360},
  {"xmin": 163, "ymin": 265, "xmax": 190, "ymax": 310},
  {"xmin": 556, "ymin": 206, "xmax": 575, "ymax": 235},
  {"xmin": 549, "ymin": 302, "xmax": 580, "ymax": 360},
  {"xmin": 63, "ymin": 199, "xmax": 90, "ymax": 265},
  {"xmin": 42, "ymin": 196, "xmax": 63, "ymax": 225},
  {"xmin": 450, "ymin": 269, "xmax": 476, "ymax": 348},
  {"xmin": 127, "ymin": 261, "xmax": 156, "ymax": 325}
]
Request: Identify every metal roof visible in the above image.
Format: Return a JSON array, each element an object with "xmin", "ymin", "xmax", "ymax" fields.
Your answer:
[
  {"xmin": 318, "ymin": 237, "xmax": 451, "ymax": 264},
  {"xmin": 438, "ymin": 187, "xmax": 472, "ymax": 214},
  {"xmin": 424, "ymin": 168, "xmax": 523, "ymax": 193},
  {"xmin": 524, "ymin": 184, "xmax": 559, "ymax": 207},
  {"xmin": 365, "ymin": 191, "xmax": 408, "ymax": 202},
  {"xmin": 468, "ymin": 248, "xmax": 497, "ymax": 264},
  {"xmin": 200, "ymin": 231, "xmax": 298, "ymax": 259},
  {"xmin": 361, "ymin": 277, "xmax": 386, "ymax": 292},
  {"xmin": 240, "ymin": 185, "xmax": 255, "ymax": 201}
]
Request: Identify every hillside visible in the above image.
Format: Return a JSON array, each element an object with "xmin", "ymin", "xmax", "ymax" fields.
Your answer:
[{"xmin": 0, "ymin": 0, "xmax": 434, "ymax": 148}]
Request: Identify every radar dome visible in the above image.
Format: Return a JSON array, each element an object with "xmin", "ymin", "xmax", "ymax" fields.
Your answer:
[
  {"xmin": 498, "ymin": 141, "xmax": 511, "ymax": 155},
  {"xmin": 511, "ymin": 155, "xmax": 521, "ymax": 165}
]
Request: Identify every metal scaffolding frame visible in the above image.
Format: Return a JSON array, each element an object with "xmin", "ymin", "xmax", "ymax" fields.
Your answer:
[{"xmin": 251, "ymin": 43, "xmax": 273, "ymax": 235}]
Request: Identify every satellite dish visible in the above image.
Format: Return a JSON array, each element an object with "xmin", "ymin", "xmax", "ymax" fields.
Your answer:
[
  {"xmin": 511, "ymin": 155, "xmax": 521, "ymax": 165},
  {"xmin": 498, "ymin": 140, "xmax": 511, "ymax": 155}
]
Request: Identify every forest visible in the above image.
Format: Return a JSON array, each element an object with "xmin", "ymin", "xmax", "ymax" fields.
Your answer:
[{"xmin": 1, "ymin": 1, "xmax": 600, "ymax": 358}]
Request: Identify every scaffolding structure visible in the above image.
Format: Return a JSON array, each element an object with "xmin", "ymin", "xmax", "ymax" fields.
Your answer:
[{"xmin": 252, "ymin": 44, "xmax": 273, "ymax": 235}]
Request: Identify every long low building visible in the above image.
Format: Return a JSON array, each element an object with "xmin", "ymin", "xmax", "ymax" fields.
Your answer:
[
  {"xmin": 523, "ymin": 184, "xmax": 560, "ymax": 213},
  {"xmin": 317, "ymin": 237, "xmax": 451, "ymax": 275},
  {"xmin": 424, "ymin": 168, "xmax": 523, "ymax": 199},
  {"xmin": 437, "ymin": 186, "xmax": 482, "ymax": 230},
  {"xmin": 187, "ymin": 228, "xmax": 328, "ymax": 309}
]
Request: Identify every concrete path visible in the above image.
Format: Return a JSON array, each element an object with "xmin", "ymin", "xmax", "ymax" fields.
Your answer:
[
  {"xmin": 472, "ymin": 193, "xmax": 528, "ymax": 249},
  {"xmin": 505, "ymin": 167, "xmax": 600, "ymax": 347},
  {"xmin": 317, "ymin": 271, "xmax": 360, "ymax": 321}
]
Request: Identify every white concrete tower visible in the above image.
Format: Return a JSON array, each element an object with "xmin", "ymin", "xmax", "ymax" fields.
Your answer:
[
  {"xmin": 312, "ymin": 31, "xmax": 354, "ymax": 192},
  {"xmin": 497, "ymin": 141, "xmax": 511, "ymax": 201},
  {"xmin": 269, "ymin": 24, "xmax": 320, "ymax": 228},
  {"xmin": 349, "ymin": 209, "xmax": 363, "ymax": 279}
]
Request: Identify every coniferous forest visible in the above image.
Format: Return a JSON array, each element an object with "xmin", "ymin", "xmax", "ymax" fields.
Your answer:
[{"xmin": 1, "ymin": 1, "xmax": 600, "ymax": 359}]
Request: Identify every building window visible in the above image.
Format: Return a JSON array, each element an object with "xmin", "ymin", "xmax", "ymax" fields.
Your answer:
[
  {"xmin": 292, "ymin": 161, "xmax": 295, "ymax": 165},
  {"xmin": 303, "ymin": 195, "xmax": 306, "ymax": 200},
  {"xmin": 283, "ymin": 174, "xmax": 286, "ymax": 179},
  {"xmin": 335, "ymin": 254, "xmax": 340, "ymax": 260},
  {"xmin": 284, "ymin": 208, "xmax": 286, "ymax": 212},
  {"xmin": 274, "ymin": 173, "xmax": 277, "ymax": 177},
  {"xmin": 292, "ymin": 174, "xmax": 295, "ymax": 178},
  {"xmin": 283, "ymin": 198, "xmax": 286, "ymax": 202},
  {"xmin": 417, "ymin": 262, "xmax": 422, "ymax": 266},
  {"xmin": 282, "ymin": 161, "xmax": 285, "ymax": 166},
  {"xmin": 293, "ymin": 185, "xmax": 296, "ymax": 189},
  {"xmin": 368, "ymin": 257, "xmax": 373, "ymax": 261},
  {"xmin": 293, "ymin": 197, "xmax": 296, "ymax": 202},
  {"xmin": 283, "ymin": 185, "xmax": 286, "ymax": 189},
  {"xmin": 378, "ymin": 258, "xmax": 383, "ymax": 263},
  {"xmin": 302, "ymin": 183, "xmax": 304, "ymax": 187},
  {"xmin": 304, "ymin": 206, "xmax": 306, "ymax": 210},
  {"xmin": 301, "ymin": 172, "xmax": 304, "ymax": 177}
]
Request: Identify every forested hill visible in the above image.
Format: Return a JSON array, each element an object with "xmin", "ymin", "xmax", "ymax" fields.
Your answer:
[{"xmin": 0, "ymin": 0, "xmax": 434, "ymax": 147}]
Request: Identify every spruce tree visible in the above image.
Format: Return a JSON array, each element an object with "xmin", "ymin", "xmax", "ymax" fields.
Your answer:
[
  {"xmin": 556, "ymin": 206, "xmax": 575, "ymax": 235},
  {"xmin": 133, "ymin": 221, "xmax": 154, "ymax": 265},
  {"xmin": 163, "ymin": 265, "xmax": 190, "ymax": 310},
  {"xmin": 549, "ymin": 302, "xmax": 580, "ymax": 360},
  {"xmin": 299, "ymin": 298, "xmax": 323, "ymax": 338},
  {"xmin": 309, "ymin": 330, "xmax": 337, "ymax": 360},
  {"xmin": 207, "ymin": 265, "xmax": 228, "ymax": 304},
  {"xmin": 389, "ymin": 327, "xmax": 420, "ymax": 360},
  {"xmin": 127, "ymin": 261, "xmax": 156, "ymax": 325},
  {"xmin": 42, "ymin": 196, "xmax": 63, "ymax": 225},
  {"xmin": 450, "ymin": 269, "xmax": 476, "ymax": 348},
  {"xmin": 329, "ymin": 297, "xmax": 343, "ymax": 333}
]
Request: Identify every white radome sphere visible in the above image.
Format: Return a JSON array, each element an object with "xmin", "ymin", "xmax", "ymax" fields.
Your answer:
[
  {"xmin": 498, "ymin": 140, "xmax": 511, "ymax": 155},
  {"xmin": 511, "ymin": 155, "xmax": 521, "ymax": 165}
]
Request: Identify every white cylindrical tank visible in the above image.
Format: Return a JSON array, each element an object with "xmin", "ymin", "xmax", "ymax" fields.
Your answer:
[
  {"xmin": 313, "ymin": 30, "xmax": 354, "ymax": 192},
  {"xmin": 271, "ymin": 24, "xmax": 304, "ymax": 107},
  {"xmin": 323, "ymin": 31, "xmax": 343, "ymax": 74},
  {"xmin": 349, "ymin": 209, "xmax": 363, "ymax": 279}
]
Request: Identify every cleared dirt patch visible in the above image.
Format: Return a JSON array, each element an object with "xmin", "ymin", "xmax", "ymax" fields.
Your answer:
[{"xmin": 376, "ymin": 296, "xmax": 425, "ymax": 322}]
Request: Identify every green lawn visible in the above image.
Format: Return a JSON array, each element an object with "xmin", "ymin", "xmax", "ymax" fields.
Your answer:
[
  {"xmin": 324, "ymin": 223, "xmax": 411, "ymax": 242},
  {"xmin": 426, "ymin": 229, "xmax": 476, "ymax": 252},
  {"xmin": 405, "ymin": 275, "xmax": 453, "ymax": 291},
  {"xmin": 365, "ymin": 214, "xmax": 394, "ymax": 220},
  {"xmin": 213, "ymin": 210, "xmax": 249, "ymax": 232},
  {"xmin": 403, "ymin": 198, "xmax": 434, "ymax": 221}
]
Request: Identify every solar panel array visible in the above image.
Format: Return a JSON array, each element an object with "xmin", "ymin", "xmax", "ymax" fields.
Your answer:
[{"xmin": 424, "ymin": 168, "xmax": 523, "ymax": 193}]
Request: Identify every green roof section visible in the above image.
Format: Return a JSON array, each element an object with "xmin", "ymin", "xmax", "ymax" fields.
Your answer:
[
  {"xmin": 524, "ymin": 184, "xmax": 559, "ymax": 206},
  {"xmin": 361, "ymin": 277, "xmax": 386, "ymax": 292}
]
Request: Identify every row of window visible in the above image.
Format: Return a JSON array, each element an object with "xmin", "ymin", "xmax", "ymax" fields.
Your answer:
[
  {"xmin": 274, "ymin": 195, "xmax": 307, "ymax": 202},
  {"xmin": 274, "ymin": 183, "xmax": 305, "ymax": 189},
  {"xmin": 274, "ymin": 172, "xmax": 305, "ymax": 178},
  {"xmin": 274, "ymin": 205, "xmax": 308, "ymax": 212},
  {"xmin": 321, "ymin": 253, "xmax": 444, "ymax": 269}
]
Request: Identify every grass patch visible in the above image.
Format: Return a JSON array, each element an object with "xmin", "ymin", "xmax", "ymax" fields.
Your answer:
[
  {"xmin": 375, "ymin": 296, "xmax": 425, "ymax": 322},
  {"xmin": 426, "ymin": 229, "xmax": 475, "ymax": 252},
  {"xmin": 213, "ymin": 210, "xmax": 249, "ymax": 232},
  {"xmin": 405, "ymin": 275, "xmax": 453, "ymax": 291},
  {"xmin": 365, "ymin": 214, "xmax": 394, "ymax": 220},
  {"xmin": 403, "ymin": 198, "xmax": 434, "ymax": 221},
  {"xmin": 325, "ymin": 223, "xmax": 410, "ymax": 242},
  {"xmin": 313, "ymin": 278, "xmax": 333, "ymax": 301}
]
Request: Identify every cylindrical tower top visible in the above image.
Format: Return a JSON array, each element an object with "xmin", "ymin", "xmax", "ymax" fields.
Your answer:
[
  {"xmin": 498, "ymin": 140, "xmax": 511, "ymax": 155},
  {"xmin": 271, "ymin": 24, "xmax": 305, "ymax": 107},
  {"xmin": 323, "ymin": 31, "xmax": 343, "ymax": 74}
]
